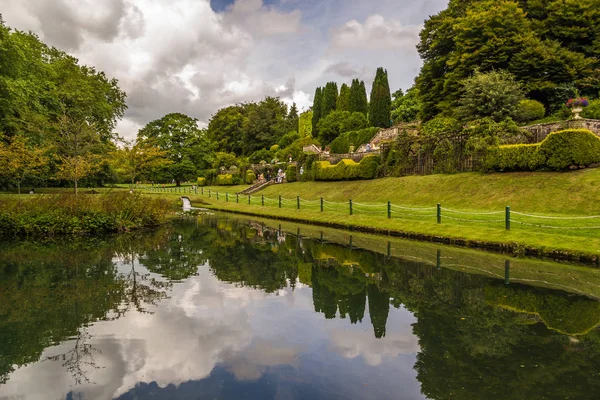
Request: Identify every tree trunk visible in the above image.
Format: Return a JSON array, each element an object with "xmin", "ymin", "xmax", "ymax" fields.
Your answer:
[
  {"xmin": 176, "ymin": 180, "xmax": 181, "ymax": 187},
  {"xmin": 17, "ymin": 182, "xmax": 21, "ymax": 196}
]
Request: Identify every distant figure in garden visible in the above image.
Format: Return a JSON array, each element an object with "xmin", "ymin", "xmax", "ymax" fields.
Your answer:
[
  {"xmin": 277, "ymin": 169, "xmax": 283, "ymax": 183},
  {"xmin": 29, "ymin": 188, "xmax": 35, "ymax": 194},
  {"xmin": 300, "ymin": 166, "xmax": 304, "ymax": 175},
  {"xmin": 366, "ymin": 143, "xmax": 371, "ymax": 152},
  {"xmin": 259, "ymin": 173, "xmax": 265, "ymax": 182}
]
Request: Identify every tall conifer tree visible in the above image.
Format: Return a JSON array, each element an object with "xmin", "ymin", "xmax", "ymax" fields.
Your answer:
[
  {"xmin": 321, "ymin": 82, "xmax": 338, "ymax": 120},
  {"xmin": 287, "ymin": 102, "xmax": 299, "ymax": 132},
  {"xmin": 349, "ymin": 79, "xmax": 368, "ymax": 117},
  {"xmin": 337, "ymin": 83, "xmax": 351, "ymax": 111},
  {"xmin": 369, "ymin": 67, "xmax": 392, "ymax": 128},
  {"xmin": 312, "ymin": 87, "xmax": 323, "ymax": 136}
]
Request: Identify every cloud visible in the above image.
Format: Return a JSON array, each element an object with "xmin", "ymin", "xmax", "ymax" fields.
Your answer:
[
  {"xmin": 325, "ymin": 61, "xmax": 359, "ymax": 77},
  {"xmin": 330, "ymin": 14, "xmax": 422, "ymax": 52}
]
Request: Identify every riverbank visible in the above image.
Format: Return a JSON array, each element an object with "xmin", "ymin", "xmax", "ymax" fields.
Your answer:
[
  {"xmin": 190, "ymin": 198, "xmax": 600, "ymax": 265},
  {"xmin": 0, "ymin": 192, "xmax": 174, "ymax": 236}
]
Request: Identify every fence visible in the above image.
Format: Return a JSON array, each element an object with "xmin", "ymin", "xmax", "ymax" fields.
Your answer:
[{"xmin": 144, "ymin": 187, "xmax": 600, "ymax": 232}]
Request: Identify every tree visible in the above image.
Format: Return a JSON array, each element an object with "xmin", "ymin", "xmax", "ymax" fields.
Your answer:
[
  {"xmin": 456, "ymin": 69, "xmax": 524, "ymax": 121},
  {"xmin": 206, "ymin": 105, "xmax": 247, "ymax": 155},
  {"xmin": 317, "ymin": 111, "xmax": 368, "ymax": 145},
  {"xmin": 287, "ymin": 103, "xmax": 299, "ymax": 133},
  {"xmin": 369, "ymin": 68, "xmax": 392, "ymax": 128},
  {"xmin": 337, "ymin": 83, "xmax": 351, "ymax": 112},
  {"xmin": 0, "ymin": 135, "xmax": 49, "ymax": 194},
  {"xmin": 55, "ymin": 155, "xmax": 98, "ymax": 195},
  {"xmin": 138, "ymin": 113, "xmax": 212, "ymax": 185},
  {"xmin": 321, "ymin": 82, "xmax": 338, "ymax": 120},
  {"xmin": 242, "ymin": 97, "xmax": 288, "ymax": 155},
  {"xmin": 391, "ymin": 87, "xmax": 421, "ymax": 123},
  {"xmin": 349, "ymin": 79, "xmax": 368, "ymax": 117},
  {"xmin": 312, "ymin": 87, "xmax": 323, "ymax": 137},
  {"xmin": 299, "ymin": 111, "xmax": 313, "ymax": 137},
  {"xmin": 112, "ymin": 139, "xmax": 171, "ymax": 187}
]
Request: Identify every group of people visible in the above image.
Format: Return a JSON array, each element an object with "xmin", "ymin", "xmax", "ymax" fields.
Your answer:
[{"xmin": 257, "ymin": 169, "xmax": 287, "ymax": 184}]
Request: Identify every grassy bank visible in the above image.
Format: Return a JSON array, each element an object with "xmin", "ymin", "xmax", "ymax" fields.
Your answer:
[{"xmin": 0, "ymin": 192, "xmax": 174, "ymax": 236}]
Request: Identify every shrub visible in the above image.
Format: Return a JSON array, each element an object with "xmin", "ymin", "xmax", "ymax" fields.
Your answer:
[
  {"xmin": 249, "ymin": 149, "xmax": 273, "ymax": 164},
  {"xmin": 539, "ymin": 129, "xmax": 600, "ymax": 170},
  {"xmin": 216, "ymin": 174, "xmax": 234, "ymax": 186},
  {"xmin": 286, "ymin": 164, "xmax": 297, "ymax": 182},
  {"xmin": 329, "ymin": 127, "xmax": 379, "ymax": 154},
  {"xmin": 246, "ymin": 170, "xmax": 257, "ymax": 184},
  {"xmin": 270, "ymin": 144, "xmax": 280, "ymax": 152},
  {"xmin": 315, "ymin": 155, "xmax": 380, "ymax": 181},
  {"xmin": 514, "ymin": 99, "xmax": 546, "ymax": 123},
  {"xmin": 196, "ymin": 177, "xmax": 206, "ymax": 186},
  {"xmin": 485, "ymin": 144, "xmax": 543, "ymax": 171},
  {"xmin": 582, "ymin": 99, "xmax": 600, "ymax": 119},
  {"xmin": 278, "ymin": 131, "xmax": 299, "ymax": 148}
]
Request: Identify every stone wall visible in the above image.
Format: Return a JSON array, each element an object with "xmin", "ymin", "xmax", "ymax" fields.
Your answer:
[{"xmin": 521, "ymin": 119, "xmax": 600, "ymax": 143}]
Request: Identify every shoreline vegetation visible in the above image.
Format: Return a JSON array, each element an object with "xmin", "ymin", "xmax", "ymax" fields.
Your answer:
[{"xmin": 0, "ymin": 192, "xmax": 174, "ymax": 236}]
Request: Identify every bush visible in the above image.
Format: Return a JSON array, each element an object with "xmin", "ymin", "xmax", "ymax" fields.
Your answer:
[
  {"xmin": 514, "ymin": 99, "xmax": 546, "ymax": 123},
  {"xmin": 485, "ymin": 144, "xmax": 544, "ymax": 171},
  {"xmin": 246, "ymin": 170, "xmax": 257, "ymax": 184},
  {"xmin": 539, "ymin": 129, "xmax": 600, "ymax": 170},
  {"xmin": 216, "ymin": 174, "xmax": 234, "ymax": 186},
  {"xmin": 270, "ymin": 144, "xmax": 280, "ymax": 152},
  {"xmin": 486, "ymin": 129, "xmax": 600, "ymax": 171},
  {"xmin": 196, "ymin": 177, "xmax": 206, "ymax": 186},
  {"xmin": 249, "ymin": 149, "xmax": 273, "ymax": 164},
  {"xmin": 329, "ymin": 127, "xmax": 380, "ymax": 154},
  {"xmin": 315, "ymin": 155, "xmax": 380, "ymax": 181},
  {"xmin": 582, "ymin": 99, "xmax": 600, "ymax": 119},
  {"xmin": 278, "ymin": 131, "xmax": 299, "ymax": 148},
  {"xmin": 286, "ymin": 164, "xmax": 297, "ymax": 182}
]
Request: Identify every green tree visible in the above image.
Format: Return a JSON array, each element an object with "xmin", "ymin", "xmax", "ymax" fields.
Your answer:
[
  {"xmin": 299, "ymin": 110, "xmax": 313, "ymax": 137},
  {"xmin": 392, "ymin": 86, "xmax": 421, "ymax": 123},
  {"xmin": 312, "ymin": 87, "xmax": 323, "ymax": 137},
  {"xmin": 206, "ymin": 105, "xmax": 247, "ymax": 155},
  {"xmin": 138, "ymin": 113, "xmax": 212, "ymax": 185},
  {"xmin": 242, "ymin": 97, "xmax": 288, "ymax": 155},
  {"xmin": 317, "ymin": 111, "xmax": 368, "ymax": 145},
  {"xmin": 369, "ymin": 68, "xmax": 392, "ymax": 128},
  {"xmin": 321, "ymin": 82, "xmax": 338, "ymax": 120},
  {"xmin": 337, "ymin": 83, "xmax": 351, "ymax": 112},
  {"xmin": 287, "ymin": 102, "xmax": 299, "ymax": 133},
  {"xmin": 0, "ymin": 135, "xmax": 49, "ymax": 194},
  {"xmin": 349, "ymin": 79, "xmax": 368, "ymax": 117},
  {"xmin": 112, "ymin": 138, "xmax": 171, "ymax": 187},
  {"xmin": 456, "ymin": 69, "xmax": 524, "ymax": 121}
]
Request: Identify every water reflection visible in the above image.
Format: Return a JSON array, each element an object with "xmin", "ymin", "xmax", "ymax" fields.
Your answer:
[{"xmin": 0, "ymin": 216, "xmax": 599, "ymax": 399}]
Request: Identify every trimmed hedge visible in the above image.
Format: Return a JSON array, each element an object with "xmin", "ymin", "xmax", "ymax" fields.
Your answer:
[
  {"xmin": 486, "ymin": 129, "xmax": 600, "ymax": 171},
  {"xmin": 216, "ymin": 174, "xmax": 234, "ymax": 186},
  {"xmin": 196, "ymin": 177, "xmax": 206, "ymax": 186},
  {"xmin": 246, "ymin": 170, "xmax": 257, "ymax": 184},
  {"xmin": 286, "ymin": 164, "xmax": 298, "ymax": 182},
  {"xmin": 315, "ymin": 155, "xmax": 380, "ymax": 181},
  {"xmin": 329, "ymin": 127, "xmax": 379, "ymax": 154}
]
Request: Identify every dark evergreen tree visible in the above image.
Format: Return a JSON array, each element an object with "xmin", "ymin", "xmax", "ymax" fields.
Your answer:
[
  {"xmin": 321, "ymin": 81, "xmax": 338, "ymax": 120},
  {"xmin": 312, "ymin": 87, "xmax": 323, "ymax": 137},
  {"xmin": 349, "ymin": 79, "xmax": 368, "ymax": 117},
  {"xmin": 367, "ymin": 284, "xmax": 390, "ymax": 339},
  {"xmin": 369, "ymin": 67, "xmax": 392, "ymax": 128},
  {"xmin": 337, "ymin": 83, "xmax": 351, "ymax": 111},
  {"xmin": 287, "ymin": 102, "xmax": 299, "ymax": 132}
]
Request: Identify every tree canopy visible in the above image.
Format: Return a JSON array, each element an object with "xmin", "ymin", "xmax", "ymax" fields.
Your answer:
[{"xmin": 369, "ymin": 68, "xmax": 392, "ymax": 128}]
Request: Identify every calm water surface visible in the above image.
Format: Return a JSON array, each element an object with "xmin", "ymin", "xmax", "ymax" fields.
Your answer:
[{"xmin": 1, "ymin": 214, "xmax": 599, "ymax": 400}]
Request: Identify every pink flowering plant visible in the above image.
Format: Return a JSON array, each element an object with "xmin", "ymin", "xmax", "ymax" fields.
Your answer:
[{"xmin": 566, "ymin": 97, "xmax": 589, "ymax": 108}]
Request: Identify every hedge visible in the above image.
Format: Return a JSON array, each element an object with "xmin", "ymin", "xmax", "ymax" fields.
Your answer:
[
  {"xmin": 246, "ymin": 170, "xmax": 257, "ymax": 185},
  {"xmin": 196, "ymin": 177, "xmax": 206, "ymax": 186},
  {"xmin": 329, "ymin": 127, "xmax": 379, "ymax": 154},
  {"xmin": 315, "ymin": 155, "xmax": 380, "ymax": 181},
  {"xmin": 216, "ymin": 174, "xmax": 234, "ymax": 186},
  {"xmin": 286, "ymin": 164, "xmax": 298, "ymax": 182},
  {"xmin": 486, "ymin": 129, "xmax": 600, "ymax": 171}
]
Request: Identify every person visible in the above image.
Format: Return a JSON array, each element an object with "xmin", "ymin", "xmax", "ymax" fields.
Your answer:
[
  {"xmin": 29, "ymin": 188, "xmax": 35, "ymax": 194},
  {"xmin": 259, "ymin": 173, "xmax": 265, "ymax": 182},
  {"xmin": 366, "ymin": 143, "xmax": 371, "ymax": 152},
  {"xmin": 300, "ymin": 166, "xmax": 304, "ymax": 175},
  {"xmin": 277, "ymin": 169, "xmax": 283, "ymax": 183}
]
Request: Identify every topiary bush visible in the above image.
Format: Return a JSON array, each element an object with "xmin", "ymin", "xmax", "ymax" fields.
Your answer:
[
  {"xmin": 196, "ymin": 177, "xmax": 206, "ymax": 186},
  {"xmin": 514, "ymin": 99, "xmax": 546, "ymax": 123},
  {"xmin": 582, "ymin": 99, "xmax": 600, "ymax": 120},
  {"xmin": 315, "ymin": 155, "xmax": 380, "ymax": 181},
  {"xmin": 539, "ymin": 129, "xmax": 600, "ymax": 170},
  {"xmin": 329, "ymin": 127, "xmax": 380, "ymax": 154},
  {"xmin": 486, "ymin": 129, "xmax": 600, "ymax": 171},
  {"xmin": 246, "ymin": 170, "xmax": 257, "ymax": 184},
  {"xmin": 216, "ymin": 174, "xmax": 234, "ymax": 186},
  {"xmin": 286, "ymin": 164, "xmax": 297, "ymax": 182}
]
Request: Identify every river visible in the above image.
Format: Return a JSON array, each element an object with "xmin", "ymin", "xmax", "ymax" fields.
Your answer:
[{"xmin": 0, "ymin": 213, "xmax": 599, "ymax": 399}]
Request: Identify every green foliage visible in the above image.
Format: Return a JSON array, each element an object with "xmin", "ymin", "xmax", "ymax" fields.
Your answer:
[
  {"xmin": 278, "ymin": 131, "xmax": 300, "ymax": 148},
  {"xmin": 539, "ymin": 129, "xmax": 600, "ymax": 170},
  {"xmin": 287, "ymin": 103, "xmax": 299, "ymax": 133},
  {"xmin": 321, "ymin": 82, "xmax": 338, "ymax": 120},
  {"xmin": 315, "ymin": 155, "xmax": 380, "ymax": 181},
  {"xmin": 391, "ymin": 87, "xmax": 421, "ymax": 123},
  {"xmin": 421, "ymin": 116, "xmax": 462, "ymax": 137},
  {"xmin": 299, "ymin": 111, "xmax": 313, "ymax": 137},
  {"xmin": 317, "ymin": 110, "xmax": 368, "ymax": 145},
  {"xmin": 245, "ymin": 169, "xmax": 257, "ymax": 184},
  {"xmin": 212, "ymin": 152, "xmax": 238, "ymax": 169},
  {"xmin": 369, "ymin": 68, "xmax": 392, "ymax": 128},
  {"xmin": 337, "ymin": 83, "xmax": 351, "ymax": 112},
  {"xmin": 286, "ymin": 164, "xmax": 297, "ymax": 182},
  {"xmin": 456, "ymin": 69, "xmax": 524, "ymax": 122},
  {"xmin": 197, "ymin": 177, "xmax": 206, "ymax": 186},
  {"xmin": 312, "ymin": 87, "xmax": 323, "ymax": 136},
  {"xmin": 416, "ymin": 0, "xmax": 600, "ymax": 120},
  {"xmin": 216, "ymin": 174, "xmax": 235, "ymax": 186},
  {"xmin": 248, "ymin": 148, "xmax": 273, "ymax": 164},
  {"xmin": 349, "ymin": 79, "xmax": 368, "ymax": 117},
  {"xmin": 515, "ymin": 99, "xmax": 546, "ymax": 123},
  {"xmin": 270, "ymin": 144, "xmax": 280, "ymax": 152},
  {"xmin": 486, "ymin": 129, "xmax": 600, "ymax": 171},
  {"xmin": 0, "ymin": 193, "xmax": 171, "ymax": 236},
  {"xmin": 329, "ymin": 127, "xmax": 380, "ymax": 154},
  {"xmin": 582, "ymin": 99, "xmax": 600, "ymax": 119}
]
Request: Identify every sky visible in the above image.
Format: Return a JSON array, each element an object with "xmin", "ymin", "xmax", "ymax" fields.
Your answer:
[{"xmin": 0, "ymin": 0, "xmax": 448, "ymax": 139}]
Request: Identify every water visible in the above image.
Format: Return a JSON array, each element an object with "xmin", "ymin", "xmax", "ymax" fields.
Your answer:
[{"xmin": 1, "ymin": 214, "xmax": 599, "ymax": 400}]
